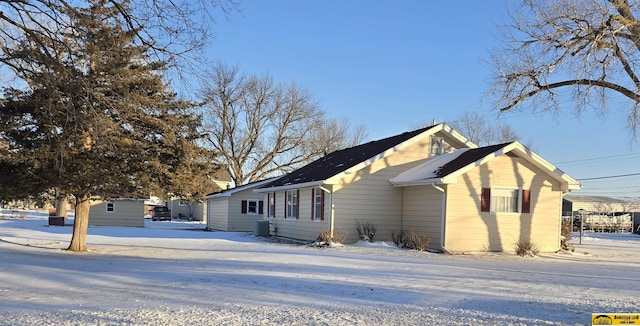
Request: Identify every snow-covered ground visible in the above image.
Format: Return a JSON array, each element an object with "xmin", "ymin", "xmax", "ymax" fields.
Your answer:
[{"xmin": 1, "ymin": 209, "xmax": 639, "ymax": 325}]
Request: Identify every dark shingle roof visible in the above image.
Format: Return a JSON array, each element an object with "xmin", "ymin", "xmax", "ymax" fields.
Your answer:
[
  {"xmin": 261, "ymin": 125, "xmax": 438, "ymax": 189},
  {"xmin": 434, "ymin": 142, "xmax": 513, "ymax": 178}
]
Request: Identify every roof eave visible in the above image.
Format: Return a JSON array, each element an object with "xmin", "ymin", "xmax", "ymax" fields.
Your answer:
[
  {"xmin": 391, "ymin": 178, "xmax": 447, "ymax": 187},
  {"xmin": 254, "ymin": 180, "xmax": 326, "ymax": 193}
]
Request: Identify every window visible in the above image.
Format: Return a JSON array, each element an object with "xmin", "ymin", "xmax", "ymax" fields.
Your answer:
[
  {"xmin": 267, "ymin": 192, "xmax": 276, "ymax": 218},
  {"xmin": 241, "ymin": 199, "xmax": 263, "ymax": 215},
  {"xmin": 312, "ymin": 187, "xmax": 325, "ymax": 221},
  {"xmin": 481, "ymin": 188, "xmax": 531, "ymax": 214},
  {"xmin": 430, "ymin": 137, "xmax": 444, "ymax": 157},
  {"xmin": 106, "ymin": 202, "xmax": 115, "ymax": 213},
  {"xmin": 285, "ymin": 190, "xmax": 299, "ymax": 219},
  {"xmin": 492, "ymin": 189, "xmax": 519, "ymax": 213},
  {"xmin": 178, "ymin": 200, "xmax": 187, "ymax": 206}
]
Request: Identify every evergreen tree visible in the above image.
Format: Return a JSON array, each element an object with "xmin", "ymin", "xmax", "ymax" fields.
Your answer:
[{"xmin": 0, "ymin": 0, "xmax": 217, "ymax": 251}]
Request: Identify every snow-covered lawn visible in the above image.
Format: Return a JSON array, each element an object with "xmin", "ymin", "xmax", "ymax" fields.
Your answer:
[{"xmin": 1, "ymin": 209, "xmax": 639, "ymax": 325}]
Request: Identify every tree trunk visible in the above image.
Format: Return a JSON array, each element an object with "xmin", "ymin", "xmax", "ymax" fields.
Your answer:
[{"xmin": 67, "ymin": 194, "xmax": 90, "ymax": 252}]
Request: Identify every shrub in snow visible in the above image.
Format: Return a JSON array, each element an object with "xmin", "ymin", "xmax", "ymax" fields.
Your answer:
[
  {"xmin": 514, "ymin": 239, "xmax": 539, "ymax": 257},
  {"xmin": 312, "ymin": 230, "xmax": 347, "ymax": 247},
  {"xmin": 355, "ymin": 220, "xmax": 377, "ymax": 242},
  {"xmin": 392, "ymin": 229, "xmax": 430, "ymax": 251}
]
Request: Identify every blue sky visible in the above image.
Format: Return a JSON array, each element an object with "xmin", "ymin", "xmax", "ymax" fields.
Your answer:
[{"xmin": 203, "ymin": 1, "xmax": 640, "ymax": 197}]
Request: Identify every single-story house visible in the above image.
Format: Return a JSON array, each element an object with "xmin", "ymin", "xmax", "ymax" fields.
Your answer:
[
  {"xmin": 255, "ymin": 123, "xmax": 581, "ymax": 253},
  {"xmin": 89, "ymin": 197, "xmax": 146, "ymax": 227},
  {"xmin": 206, "ymin": 178, "xmax": 278, "ymax": 231}
]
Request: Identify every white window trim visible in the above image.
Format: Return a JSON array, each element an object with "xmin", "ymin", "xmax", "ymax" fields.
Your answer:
[
  {"xmin": 106, "ymin": 202, "xmax": 115, "ymax": 213},
  {"xmin": 267, "ymin": 192, "xmax": 276, "ymax": 219},
  {"xmin": 490, "ymin": 187, "xmax": 523, "ymax": 215},
  {"xmin": 286, "ymin": 190, "xmax": 298, "ymax": 220},
  {"xmin": 313, "ymin": 187, "xmax": 323, "ymax": 221},
  {"xmin": 246, "ymin": 199, "xmax": 260, "ymax": 215}
]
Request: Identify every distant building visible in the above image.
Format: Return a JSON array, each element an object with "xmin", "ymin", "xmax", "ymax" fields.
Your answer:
[{"xmin": 563, "ymin": 195, "xmax": 640, "ymax": 233}]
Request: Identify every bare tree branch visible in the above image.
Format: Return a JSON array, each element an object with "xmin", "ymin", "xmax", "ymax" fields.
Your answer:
[
  {"xmin": 490, "ymin": 0, "xmax": 640, "ymax": 137},
  {"xmin": 200, "ymin": 64, "xmax": 367, "ymax": 186}
]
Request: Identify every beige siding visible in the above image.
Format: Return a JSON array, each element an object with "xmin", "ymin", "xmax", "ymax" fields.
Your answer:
[
  {"xmin": 191, "ymin": 202, "xmax": 206, "ymax": 221},
  {"xmin": 228, "ymin": 190, "xmax": 264, "ymax": 232},
  {"xmin": 400, "ymin": 185, "xmax": 444, "ymax": 249},
  {"xmin": 168, "ymin": 199, "xmax": 191, "ymax": 218},
  {"xmin": 269, "ymin": 188, "xmax": 331, "ymax": 241},
  {"xmin": 208, "ymin": 188, "xmax": 266, "ymax": 232},
  {"xmin": 444, "ymin": 155, "xmax": 563, "ymax": 253},
  {"xmin": 89, "ymin": 199, "xmax": 144, "ymax": 227},
  {"xmin": 207, "ymin": 197, "xmax": 229, "ymax": 231},
  {"xmin": 270, "ymin": 136, "xmax": 436, "ymax": 243}
]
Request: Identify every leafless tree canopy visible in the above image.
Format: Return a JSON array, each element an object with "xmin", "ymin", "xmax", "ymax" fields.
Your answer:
[
  {"xmin": 446, "ymin": 112, "xmax": 521, "ymax": 146},
  {"xmin": 0, "ymin": 0, "xmax": 237, "ymax": 78},
  {"xmin": 200, "ymin": 64, "xmax": 367, "ymax": 186},
  {"xmin": 490, "ymin": 0, "xmax": 640, "ymax": 135}
]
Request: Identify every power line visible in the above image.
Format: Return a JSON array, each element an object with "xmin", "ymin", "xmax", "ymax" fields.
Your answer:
[
  {"xmin": 577, "ymin": 172, "xmax": 640, "ymax": 181},
  {"xmin": 555, "ymin": 152, "xmax": 640, "ymax": 165}
]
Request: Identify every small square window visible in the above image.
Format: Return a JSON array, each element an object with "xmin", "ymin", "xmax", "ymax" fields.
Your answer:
[
  {"xmin": 247, "ymin": 200, "xmax": 258, "ymax": 214},
  {"xmin": 430, "ymin": 137, "xmax": 444, "ymax": 157},
  {"xmin": 106, "ymin": 202, "xmax": 115, "ymax": 213}
]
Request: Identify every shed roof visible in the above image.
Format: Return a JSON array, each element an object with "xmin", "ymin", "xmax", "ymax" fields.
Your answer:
[{"xmin": 564, "ymin": 195, "xmax": 640, "ymax": 205}]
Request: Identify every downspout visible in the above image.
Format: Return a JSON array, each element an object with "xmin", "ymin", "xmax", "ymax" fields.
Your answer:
[
  {"xmin": 431, "ymin": 183, "xmax": 451, "ymax": 255},
  {"xmin": 319, "ymin": 185, "xmax": 334, "ymax": 238}
]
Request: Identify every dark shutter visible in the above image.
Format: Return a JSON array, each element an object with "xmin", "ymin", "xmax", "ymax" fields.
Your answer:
[
  {"xmin": 522, "ymin": 189, "xmax": 531, "ymax": 213},
  {"xmin": 259, "ymin": 201, "xmax": 264, "ymax": 214},
  {"xmin": 481, "ymin": 188, "xmax": 490, "ymax": 212},
  {"xmin": 241, "ymin": 200, "xmax": 247, "ymax": 214},
  {"xmin": 311, "ymin": 188, "xmax": 315, "ymax": 220},
  {"xmin": 272, "ymin": 193, "xmax": 275, "ymax": 217},
  {"xmin": 320, "ymin": 190, "xmax": 325, "ymax": 221},
  {"xmin": 284, "ymin": 192, "xmax": 287, "ymax": 218},
  {"xmin": 296, "ymin": 189, "xmax": 300, "ymax": 219}
]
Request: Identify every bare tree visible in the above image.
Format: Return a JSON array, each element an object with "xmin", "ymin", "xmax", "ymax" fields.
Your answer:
[
  {"xmin": 448, "ymin": 112, "xmax": 522, "ymax": 146},
  {"xmin": 0, "ymin": 0, "xmax": 237, "ymax": 80},
  {"xmin": 490, "ymin": 0, "xmax": 640, "ymax": 136},
  {"xmin": 416, "ymin": 112, "xmax": 523, "ymax": 146},
  {"xmin": 307, "ymin": 117, "xmax": 368, "ymax": 156},
  {"xmin": 200, "ymin": 64, "xmax": 367, "ymax": 186}
]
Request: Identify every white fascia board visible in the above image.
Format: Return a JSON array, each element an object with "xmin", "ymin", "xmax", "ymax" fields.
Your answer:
[
  {"xmin": 509, "ymin": 143, "xmax": 582, "ymax": 190},
  {"xmin": 206, "ymin": 178, "xmax": 278, "ymax": 199},
  {"xmin": 441, "ymin": 123, "xmax": 478, "ymax": 149},
  {"xmin": 253, "ymin": 180, "xmax": 325, "ymax": 193},
  {"xmin": 326, "ymin": 126, "xmax": 443, "ymax": 184},
  {"xmin": 390, "ymin": 178, "xmax": 446, "ymax": 187}
]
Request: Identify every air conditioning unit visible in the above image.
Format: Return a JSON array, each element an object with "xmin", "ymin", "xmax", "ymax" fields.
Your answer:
[{"xmin": 254, "ymin": 220, "xmax": 270, "ymax": 237}]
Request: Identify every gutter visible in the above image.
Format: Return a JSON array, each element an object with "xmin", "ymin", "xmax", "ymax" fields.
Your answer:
[
  {"xmin": 254, "ymin": 180, "xmax": 325, "ymax": 193},
  {"xmin": 431, "ymin": 182, "xmax": 451, "ymax": 254},
  {"xmin": 319, "ymin": 185, "xmax": 334, "ymax": 238}
]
